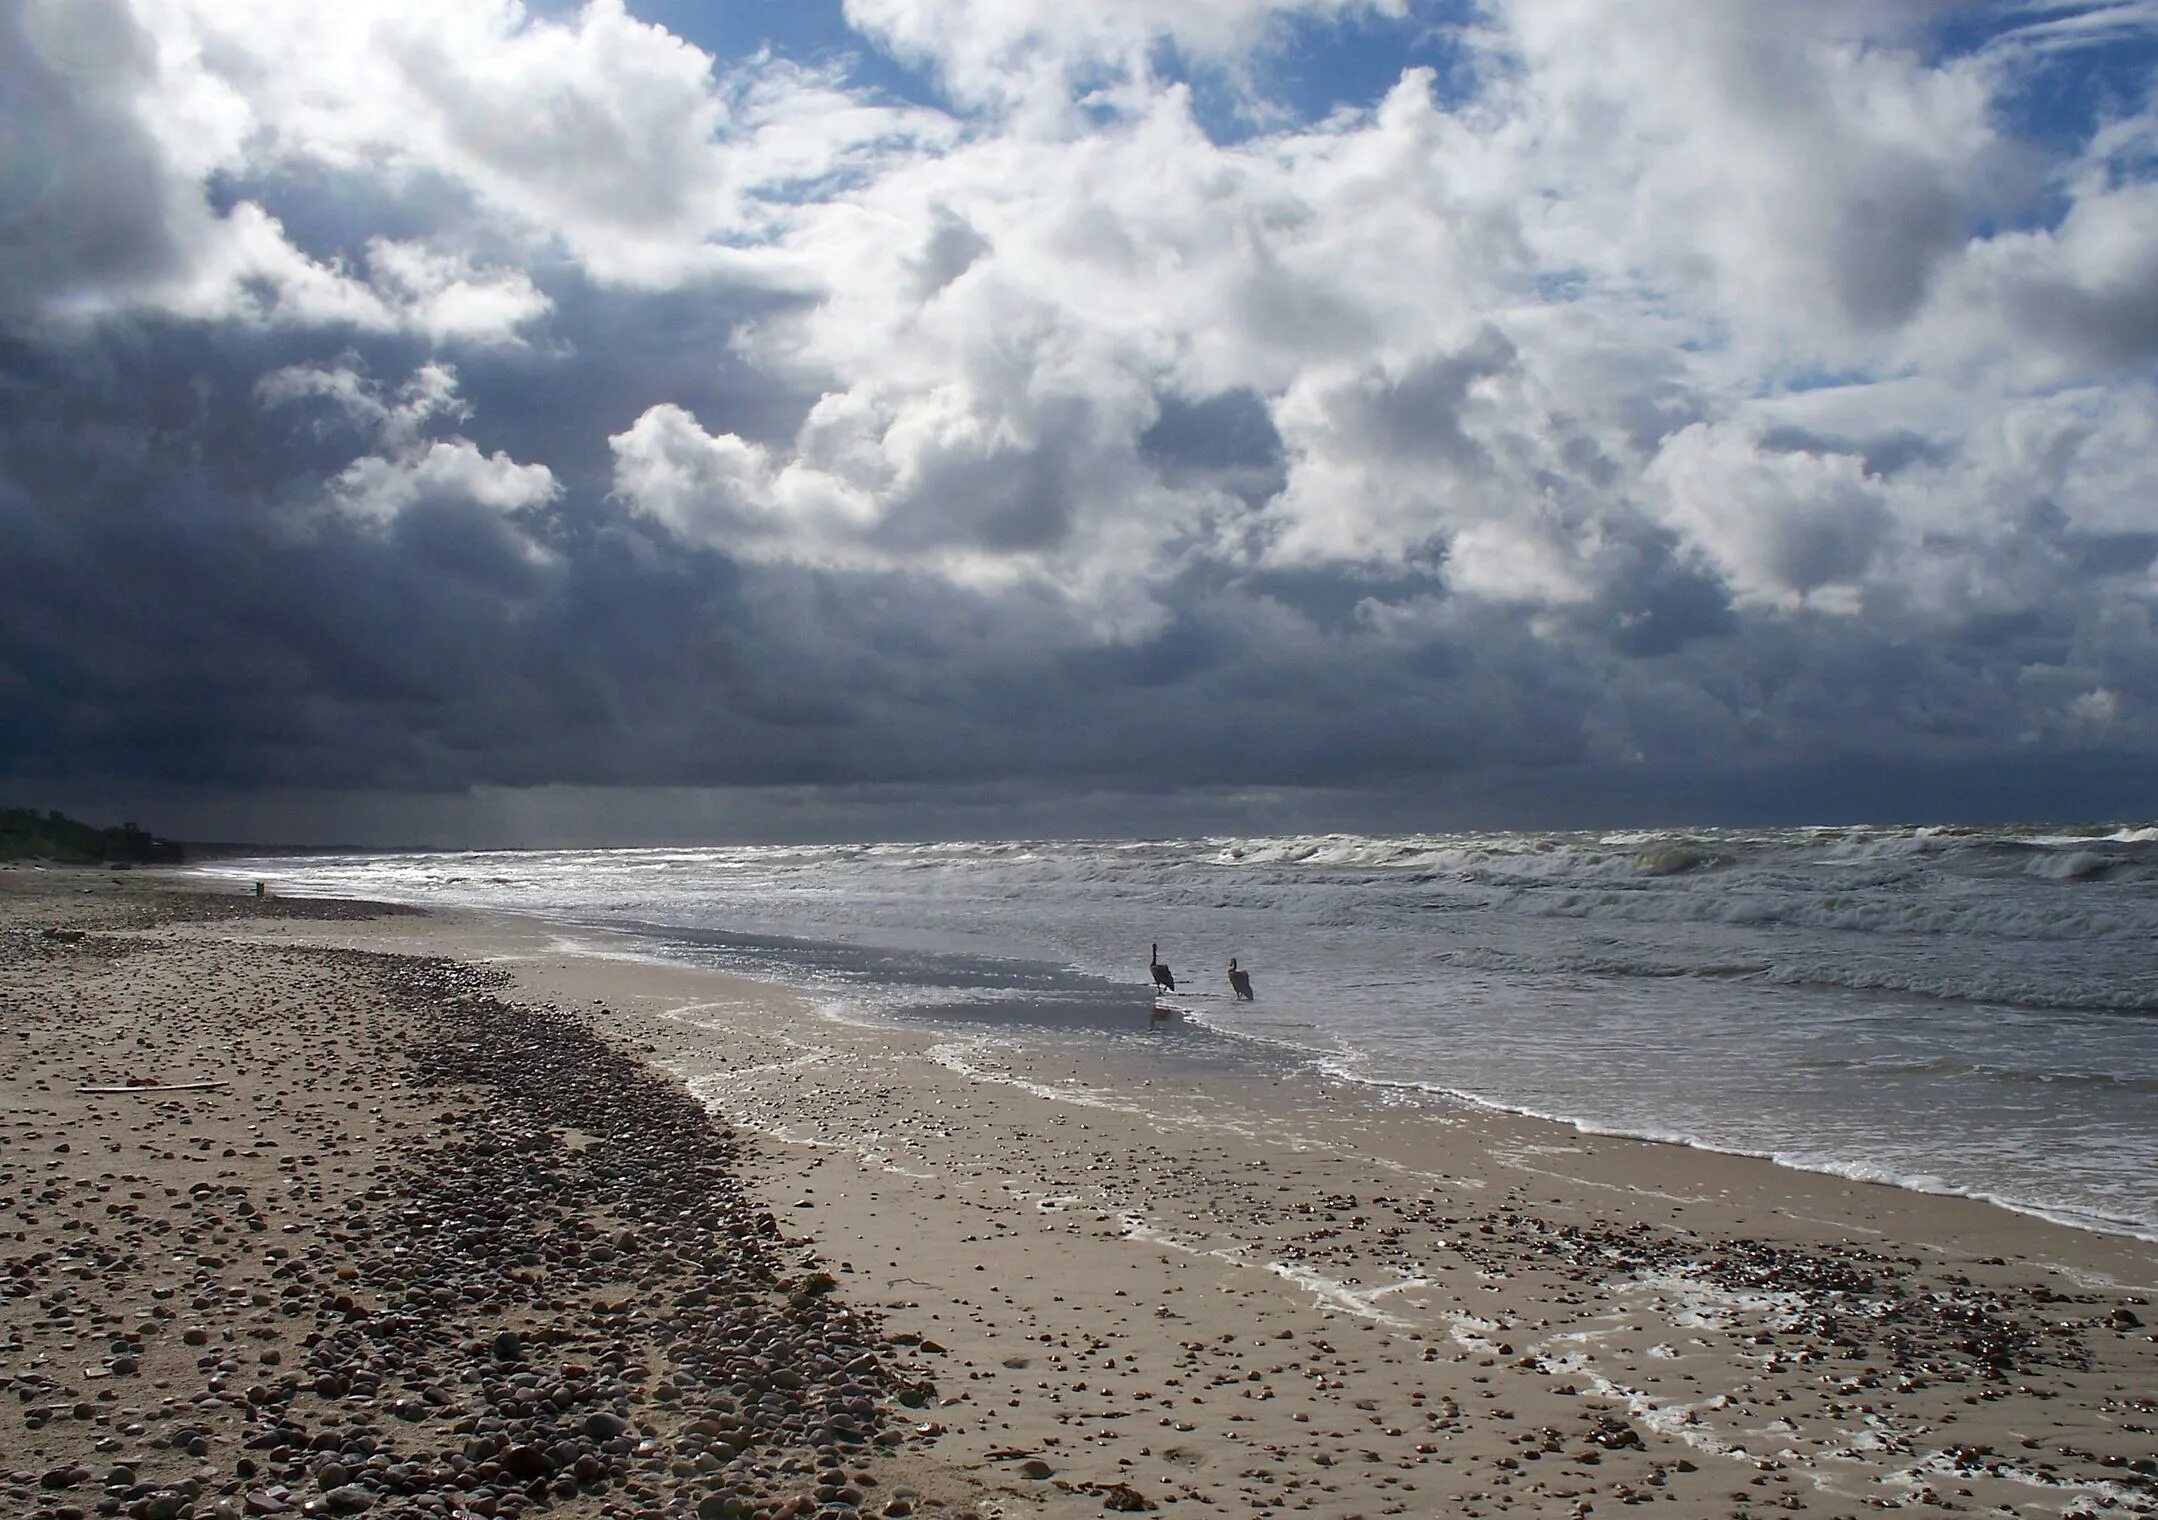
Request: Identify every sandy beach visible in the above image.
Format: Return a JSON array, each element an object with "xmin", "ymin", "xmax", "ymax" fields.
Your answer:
[{"xmin": 4, "ymin": 871, "xmax": 2154, "ymax": 1520}]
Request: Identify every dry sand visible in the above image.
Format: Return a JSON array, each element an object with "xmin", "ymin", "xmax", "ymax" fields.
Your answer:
[{"xmin": 4, "ymin": 868, "xmax": 2153, "ymax": 1520}]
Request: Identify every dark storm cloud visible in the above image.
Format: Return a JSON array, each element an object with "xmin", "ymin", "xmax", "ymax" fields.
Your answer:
[
  {"xmin": 0, "ymin": 310, "xmax": 1611, "ymax": 803},
  {"xmin": 1571, "ymin": 534, "xmax": 1738, "ymax": 660},
  {"xmin": 0, "ymin": 325, "xmax": 705, "ymax": 790},
  {"xmin": 2065, "ymin": 529, "xmax": 2158, "ymax": 580},
  {"xmin": 0, "ymin": 301, "xmax": 2140, "ymax": 827},
  {"xmin": 1139, "ymin": 387, "xmax": 1286, "ymax": 503},
  {"xmin": 1239, "ymin": 565, "xmax": 1444, "ymax": 635},
  {"xmin": 459, "ymin": 274, "xmax": 822, "ymax": 497},
  {"xmin": 182, "ymin": 152, "xmax": 824, "ymax": 500}
]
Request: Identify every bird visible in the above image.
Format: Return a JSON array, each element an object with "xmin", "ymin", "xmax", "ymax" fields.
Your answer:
[
  {"xmin": 1150, "ymin": 943, "xmax": 1176, "ymax": 994},
  {"xmin": 1228, "ymin": 958, "xmax": 1254, "ymax": 1000}
]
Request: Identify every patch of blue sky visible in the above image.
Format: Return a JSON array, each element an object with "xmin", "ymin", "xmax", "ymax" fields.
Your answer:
[
  {"xmin": 1965, "ymin": 14, "xmax": 2156, "ymax": 239},
  {"xmin": 1772, "ymin": 365, "xmax": 1889, "ymax": 397},
  {"xmin": 1994, "ymin": 39, "xmax": 2158, "ymax": 162},
  {"xmin": 1259, "ymin": 0, "xmax": 1486, "ymax": 113},
  {"xmin": 629, "ymin": 0, "xmax": 958, "ymax": 116},
  {"xmin": 1152, "ymin": 1, "xmax": 1486, "ymax": 144},
  {"xmin": 1931, "ymin": 4, "xmax": 2158, "ymax": 149}
]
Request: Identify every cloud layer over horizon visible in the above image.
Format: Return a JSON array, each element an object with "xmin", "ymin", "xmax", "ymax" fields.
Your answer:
[{"xmin": 4, "ymin": 0, "xmax": 2156, "ymax": 840}]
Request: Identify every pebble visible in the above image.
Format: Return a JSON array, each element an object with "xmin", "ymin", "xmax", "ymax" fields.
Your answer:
[{"xmin": 0, "ymin": 904, "xmax": 933, "ymax": 1520}]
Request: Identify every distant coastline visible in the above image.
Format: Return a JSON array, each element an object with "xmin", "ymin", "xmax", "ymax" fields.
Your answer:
[{"xmin": 0, "ymin": 806, "xmax": 184, "ymax": 865}]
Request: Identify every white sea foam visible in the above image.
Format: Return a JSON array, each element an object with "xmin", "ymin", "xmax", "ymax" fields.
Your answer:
[{"xmin": 1115, "ymin": 1212, "xmax": 1427, "ymax": 1325}]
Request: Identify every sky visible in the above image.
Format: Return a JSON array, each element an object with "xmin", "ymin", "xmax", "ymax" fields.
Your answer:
[{"xmin": 2, "ymin": 0, "xmax": 2156, "ymax": 845}]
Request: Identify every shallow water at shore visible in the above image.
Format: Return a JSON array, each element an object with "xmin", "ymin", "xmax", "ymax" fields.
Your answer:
[{"xmin": 194, "ymin": 822, "xmax": 2158, "ymax": 1239}]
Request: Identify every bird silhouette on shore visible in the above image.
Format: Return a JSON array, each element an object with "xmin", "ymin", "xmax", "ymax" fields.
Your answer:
[
  {"xmin": 1228, "ymin": 958, "xmax": 1254, "ymax": 1000},
  {"xmin": 1150, "ymin": 943, "xmax": 1176, "ymax": 993}
]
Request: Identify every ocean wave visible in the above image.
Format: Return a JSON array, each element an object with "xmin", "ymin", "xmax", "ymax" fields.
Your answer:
[
  {"xmin": 1634, "ymin": 843, "xmax": 1731, "ymax": 877},
  {"xmin": 1791, "ymin": 1054, "xmax": 2158, "ymax": 1091},
  {"xmin": 1435, "ymin": 938, "xmax": 2156, "ymax": 1012},
  {"xmin": 1439, "ymin": 944, "xmax": 1773, "ymax": 980},
  {"xmin": 1502, "ymin": 877, "xmax": 2156, "ymax": 943},
  {"xmin": 2024, "ymin": 849, "xmax": 2113, "ymax": 881},
  {"xmin": 1757, "ymin": 963, "xmax": 2158, "ymax": 1014}
]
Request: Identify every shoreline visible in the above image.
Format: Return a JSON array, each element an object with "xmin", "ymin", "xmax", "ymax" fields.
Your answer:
[
  {"xmin": 7, "ymin": 871, "xmax": 2156, "ymax": 1520},
  {"xmin": 364, "ymin": 902, "xmax": 2158, "ymax": 1253},
  {"xmin": 430, "ymin": 904, "xmax": 2158, "ymax": 1516},
  {"xmin": 1296, "ymin": 1072, "xmax": 2158, "ymax": 1251},
  {"xmin": 175, "ymin": 853, "xmax": 2158, "ymax": 1251}
]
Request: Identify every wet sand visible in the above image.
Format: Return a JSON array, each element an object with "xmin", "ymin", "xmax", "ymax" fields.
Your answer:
[{"xmin": 5, "ymin": 869, "xmax": 2154, "ymax": 1520}]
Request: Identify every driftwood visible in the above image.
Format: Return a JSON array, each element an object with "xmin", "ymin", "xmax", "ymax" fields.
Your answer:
[{"xmin": 76, "ymin": 1081, "xmax": 232, "ymax": 1094}]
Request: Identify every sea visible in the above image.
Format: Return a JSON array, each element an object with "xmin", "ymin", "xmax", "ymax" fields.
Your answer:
[{"xmin": 193, "ymin": 823, "xmax": 2158, "ymax": 1242}]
